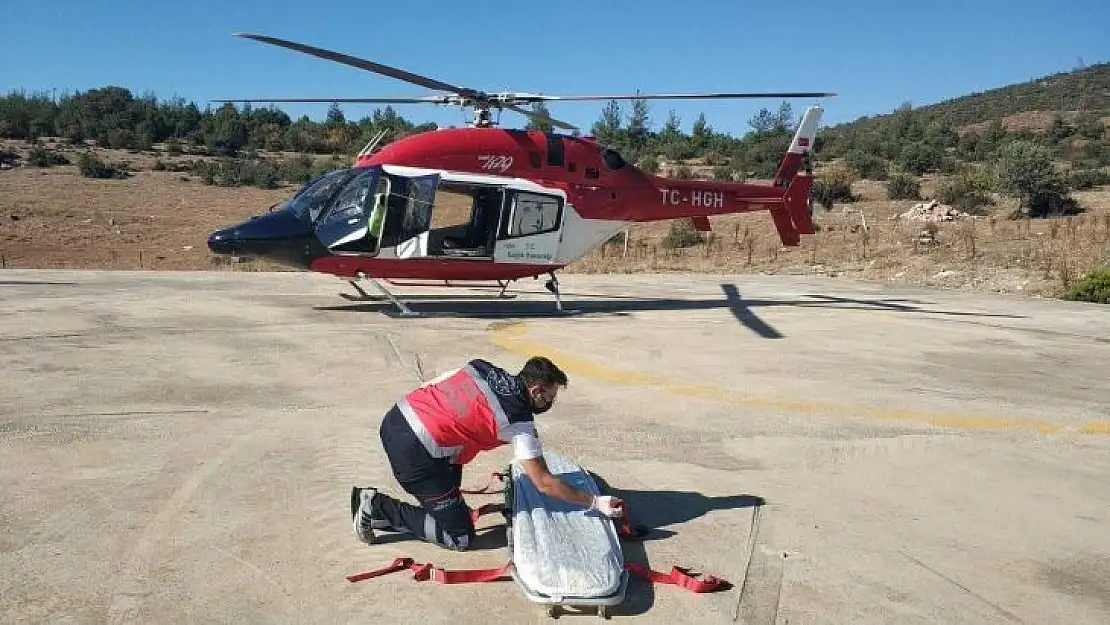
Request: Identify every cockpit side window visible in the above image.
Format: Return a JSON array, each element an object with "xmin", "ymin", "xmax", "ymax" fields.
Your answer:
[
  {"xmin": 286, "ymin": 169, "xmax": 356, "ymax": 222},
  {"xmin": 320, "ymin": 169, "xmax": 378, "ymax": 226},
  {"xmin": 600, "ymin": 148, "xmax": 626, "ymax": 170}
]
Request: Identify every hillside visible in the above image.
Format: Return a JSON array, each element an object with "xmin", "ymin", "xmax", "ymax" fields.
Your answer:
[
  {"xmin": 827, "ymin": 62, "xmax": 1110, "ymax": 134},
  {"xmin": 812, "ymin": 62, "xmax": 1110, "ymax": 183}
]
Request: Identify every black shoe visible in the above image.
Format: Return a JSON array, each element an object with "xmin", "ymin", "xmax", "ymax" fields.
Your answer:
[{"xmin": 351, "ymin": 486, "xmax": 391, "ymax": 544}]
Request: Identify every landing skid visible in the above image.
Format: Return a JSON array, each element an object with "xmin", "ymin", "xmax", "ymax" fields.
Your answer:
[
  {"xmin": 356, "ymin": 273, "xmax": 420, "ymax": 317},
  {"xmin": 339, "ymin": 280, "xmax": 383, "ymax": 302},
  {"xmin": 542, "ymin": 272, "xmax": 580, "ymax": 315},
  {"xmin": 341, "ymin": 271, "xmax": 578, "ymax": 317}
]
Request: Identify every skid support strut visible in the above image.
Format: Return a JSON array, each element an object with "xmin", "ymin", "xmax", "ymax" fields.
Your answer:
[
  {"xmin": 543, "ymin": 271, "xmax": 578, "ymax": 315},
  {"xmin": 356, "ymin": 272, "xmax": 419, "ymax": 317}
]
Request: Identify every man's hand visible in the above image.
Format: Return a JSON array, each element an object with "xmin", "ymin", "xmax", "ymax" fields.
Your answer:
[{"xmin": 590, "ymin": 495, "xmax": 625, "ymax": 518}]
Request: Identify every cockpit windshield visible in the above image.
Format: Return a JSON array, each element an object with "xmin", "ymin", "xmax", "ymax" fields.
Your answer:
[{"xmin": 283, "ymin": 168, "xmax": 358, "ymax": 222}]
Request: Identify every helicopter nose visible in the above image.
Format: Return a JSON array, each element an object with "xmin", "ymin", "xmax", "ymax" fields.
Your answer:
[{"xmin": 207, "ymin": 228, "xmax": 239, "ymax": 255}]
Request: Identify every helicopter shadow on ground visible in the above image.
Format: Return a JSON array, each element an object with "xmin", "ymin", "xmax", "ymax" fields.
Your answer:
[
  {"xmin": 583, "ymin": 470, "xmax": 758, "ymax": 617},
  {"xmin": 314, "ymin": 283, "xmax": 1025, "ymax": 340}
]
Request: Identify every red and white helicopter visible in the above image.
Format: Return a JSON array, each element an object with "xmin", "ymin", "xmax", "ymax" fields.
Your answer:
[{"xmin": 206, "ymin": 33, "xmax": 834, "ymax": 315}]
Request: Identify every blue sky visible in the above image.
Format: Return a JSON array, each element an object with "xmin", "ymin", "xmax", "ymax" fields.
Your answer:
[{"xmin": 2, "ymin": 0, "xmax": 1107, "ymax": 136}]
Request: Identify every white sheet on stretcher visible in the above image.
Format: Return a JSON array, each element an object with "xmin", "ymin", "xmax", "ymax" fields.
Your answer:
[{"xmin": 510, "ymin": 450, "xmax": 624, "ymax": 599}]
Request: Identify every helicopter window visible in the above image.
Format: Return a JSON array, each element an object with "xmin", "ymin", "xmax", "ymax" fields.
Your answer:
[
  {"xmin": 545, "ymin": 133, "xmax": 564, "ymax": 167},
  {"xmin": 320, "ymin": 169, "xmax": 379, "ymax": 227},
  {"xmin": 285, "ymin": 168, "xmax": 355, "ymax": 222},
  {"xmin": 507, "ymin": 192, "xmax": 562, "ymax": 238},
  {"xmin": 601, "ymin": 148, "xmax": 626, "ymax": 170}
]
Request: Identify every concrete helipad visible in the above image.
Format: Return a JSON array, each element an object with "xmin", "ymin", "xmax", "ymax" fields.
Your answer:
[{"xmin": 2, "ymin": 269, "xmax": 1108, "ymax": 624}]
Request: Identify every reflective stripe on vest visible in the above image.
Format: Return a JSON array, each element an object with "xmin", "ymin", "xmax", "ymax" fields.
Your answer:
[{"xmin": 400, "ymin": 365, "xmax": 517, "ymax": 465}]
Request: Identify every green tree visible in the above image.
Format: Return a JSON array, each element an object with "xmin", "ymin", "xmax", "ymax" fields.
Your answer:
[
  {"xmin": 993, "ymin": 140, "xmax": 1078, "ymax": 217},
  {"xmin": 898, "ymin": 142, "xmax": 943, "ymax": 175},
  {"xmin": 591, "ymin": 100, "xmax": 623, "ymax": 148},
  {"xmin": 524, "ymin": 102, "xmax": 554, "ymax": 132}
]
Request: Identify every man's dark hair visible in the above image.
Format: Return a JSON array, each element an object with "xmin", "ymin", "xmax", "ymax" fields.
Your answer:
[{"xmin": 518, "ymin": 356, "xmax": 568, "ymax": 387}]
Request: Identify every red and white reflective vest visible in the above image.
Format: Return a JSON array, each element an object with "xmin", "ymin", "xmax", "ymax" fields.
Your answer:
[{"xmin": 396, "ymin": 359, "xmax": 538, "ymax": 466}]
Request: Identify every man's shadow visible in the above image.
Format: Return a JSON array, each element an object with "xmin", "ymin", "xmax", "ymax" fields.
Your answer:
[{"xmin": 590, "ymin": 471, "xmax": 765, "ymax": 617}]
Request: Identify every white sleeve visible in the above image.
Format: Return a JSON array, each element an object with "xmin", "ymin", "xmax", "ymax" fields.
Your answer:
[
  {"xmin": 512, "ymin": 432, "xmax": 543, "ymax": 461},
  {"xmin": 501, "ymin": 421, "xmax": 542, "ymax": 460}
]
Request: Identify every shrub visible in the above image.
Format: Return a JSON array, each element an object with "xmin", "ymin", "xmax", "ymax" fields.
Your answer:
[
  {"xmin": 886, "ymin": 172, "xmax": 921, "ymax": 200},
  {"xmin": 27, "ymin": 144, "xmax": 70, "ymax": 167},
  {"xmin": 812, "ymin": 165, "xmax": 857, "ymax": 210},
  {"xmin": 993, "ymin": 140, "xmax": 1079, "ymax": 218},
  {"xmin": 1066, "ymin": 168, "xmax": 1110, "ymax": 190},
  {"xmin": 712, "ymin": 165, "xmax": 735, "ymax": 181},
  {"xmin": 0, "ymin": 148, "xmax": 18, "ymax": 167},
  {"xmin": 662, "ymin": 218, "xmax": 704, "ymax": 248},
  {"xmin": 898, "ymin": 142, "xmax": 943, "ymax": 175},
  {"xmin": 77, "ymin": 152, "xmax": 129, "ymax": 179},
  {"xmin": 937, "ymin": 167, "xmax": 995, "ymax": 215},
  {"xmin": 1061, "ymin": 268, "xmax": 1110, "ymax": 304},
  {"xmin": 845, "ymin": 149, "xmax": 889, "ymax": 180}
]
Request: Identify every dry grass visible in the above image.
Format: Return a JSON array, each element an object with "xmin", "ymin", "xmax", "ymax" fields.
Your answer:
[
  {"xmin": 2, "ymin": 138, "xmax": 1108, "ymax": 299},
  {"xmin": 568, "ymin": 179, "xmax": 1110, "ymax": 299},
  {"xmin": 1, "ymin": 138, "xmax": 293, "ymax": 270}
]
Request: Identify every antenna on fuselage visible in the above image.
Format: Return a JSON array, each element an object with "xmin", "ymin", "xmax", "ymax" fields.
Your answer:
[{"xmin": 357, "ymin": 130, "xmax": 389, "ymax": 158}]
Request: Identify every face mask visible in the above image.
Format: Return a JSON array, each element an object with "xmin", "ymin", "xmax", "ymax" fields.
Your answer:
[{"xmin": 530, "ymin": 387, "xmax": 554, "ymax": 413}]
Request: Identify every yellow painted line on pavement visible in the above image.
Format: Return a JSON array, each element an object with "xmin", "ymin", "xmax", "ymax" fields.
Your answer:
[
  {"xmin": 489, "ymin": 322, "xmax": 1105, "ymax": 436},
  {"xmin": 1079, "ymin": 421, "xmax": 1110, "ymax": 435}
]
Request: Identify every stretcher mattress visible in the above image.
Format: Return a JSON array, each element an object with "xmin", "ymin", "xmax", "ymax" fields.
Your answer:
[{"xmin": 507, "ymin": 450, "xmax": 625, "ymax": 600}]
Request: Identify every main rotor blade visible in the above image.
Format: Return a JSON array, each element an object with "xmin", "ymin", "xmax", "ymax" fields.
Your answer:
[
  {"xmin": 233, "ymin": 32, "xmax": 474, "ymax": 96},
  {"xmin": 503, "ymin": 103, "xmax": 578, "ymax": 131},
  {"xmin": 519, "ymin": 91, "xmax": 838, "ymax": 102},
  {"xmin": 209, "ymin": 97, "xmax": 452, "ymax": 104}
]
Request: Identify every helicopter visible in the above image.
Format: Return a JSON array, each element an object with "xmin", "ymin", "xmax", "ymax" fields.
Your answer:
[{"xmin": 206, "ymin": 33, "xmax": 835, "ymax": 316}]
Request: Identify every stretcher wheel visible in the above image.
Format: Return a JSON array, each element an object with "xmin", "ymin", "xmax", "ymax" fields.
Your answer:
[
  {"xmin": 597, "ymin": 605, "xmax": 611, "ymax": 619},
  {"xmin": 546, "ymin": 604, "xmax": 559, "ymax": 618}
]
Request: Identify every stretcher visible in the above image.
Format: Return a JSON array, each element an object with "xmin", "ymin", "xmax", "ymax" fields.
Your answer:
[{"xmin": 504, "ymin": 450, "xmax": 628, "ymax": 618}]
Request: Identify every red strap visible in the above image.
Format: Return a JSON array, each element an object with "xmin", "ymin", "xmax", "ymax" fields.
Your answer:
[
  {"xmin": 428, "ymin": 561, "xmax": 512, "ymax": 584},
  {"xmin": 348, "ymin": 559, "xmax": 724, "ymax": 592},
  {"xmin": 346, "ymin": 557, "xmax": 419, "ymax": 583},
  {"xmin": 625, "ymin": 562, "xmax": 726, "ymax": 593},
  {"xmin": 347, "ymin": 558, "xmax": 511, "ymax": 584}
]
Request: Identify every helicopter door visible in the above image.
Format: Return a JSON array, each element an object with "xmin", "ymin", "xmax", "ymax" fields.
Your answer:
[
  {"xmin": 494, "ymin": 190, "xmax": 565, "ymax": 264},
  {"xmin": 314, "ymin": 168, "xmax": 383, "ymax": 254},
  {"xmin": 379, "ymin": 173, "xmax": 440, "ymax": 258}
]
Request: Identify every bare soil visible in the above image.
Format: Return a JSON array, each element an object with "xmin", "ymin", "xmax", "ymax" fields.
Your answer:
[{"xmin": 2, "ymin": 138, "xmax": 1108, "ymax": 299}]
